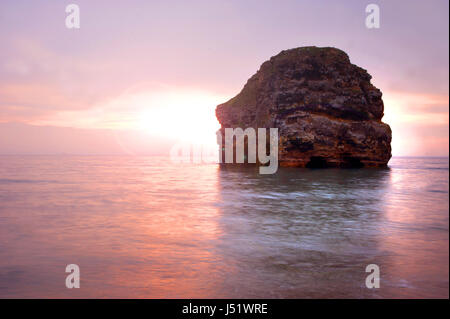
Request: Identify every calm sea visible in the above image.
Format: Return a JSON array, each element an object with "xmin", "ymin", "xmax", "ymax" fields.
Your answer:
[{"xmin": 0, "ymin": 156, "xmax": 448, "ymax": 298}]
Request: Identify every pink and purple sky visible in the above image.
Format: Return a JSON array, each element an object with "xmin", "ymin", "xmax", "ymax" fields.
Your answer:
[{"xmin": 0, "ymin": 0, "xmax": 448, "ymax": 156}]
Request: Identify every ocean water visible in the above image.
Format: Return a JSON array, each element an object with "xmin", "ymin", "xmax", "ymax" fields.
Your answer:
[{"xmin": 0, "ymin": 156, "xmax": 448, "ymax": 298}]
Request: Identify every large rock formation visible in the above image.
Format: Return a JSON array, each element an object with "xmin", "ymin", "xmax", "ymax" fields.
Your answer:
[{"xmin": 215, "ymin": 46, "xmax": 392, "ymax": 168}]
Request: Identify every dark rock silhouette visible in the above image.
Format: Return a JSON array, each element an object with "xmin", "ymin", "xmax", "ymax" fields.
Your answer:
[{"xmin": 216, "ymin": 46, "xmax": 392, "ymax": 167}]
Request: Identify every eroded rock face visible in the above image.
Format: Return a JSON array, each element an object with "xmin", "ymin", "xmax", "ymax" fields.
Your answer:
[{"xmin": 215, "ymin": 46, "xmax": 392, "ymax": 168}]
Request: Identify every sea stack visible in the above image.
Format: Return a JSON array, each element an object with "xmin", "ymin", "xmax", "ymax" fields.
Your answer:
[{"xmin": 215, "ymin": 46, "xmax": 392, "ymax": 168}]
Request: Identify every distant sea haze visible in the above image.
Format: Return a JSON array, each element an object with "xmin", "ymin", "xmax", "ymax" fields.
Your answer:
[
  {"xmin": 0, "ymin": 122, "xmax": 178, "ymax": 156},
  {"xmin": 0, "ymin": 156, "xmax": 448, "ymax": 298},
  {"xmin": 0, "ymin": 122, "xmax": 448, "ymax": 157}
]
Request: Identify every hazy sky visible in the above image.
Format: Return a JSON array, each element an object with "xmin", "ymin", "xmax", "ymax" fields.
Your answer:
[{"xmin": 0, "ymin": 0, "xmax": 448, "ymax": 155}]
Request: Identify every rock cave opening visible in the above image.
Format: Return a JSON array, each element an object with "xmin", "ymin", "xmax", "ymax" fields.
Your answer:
[
  {"xmin": 306, "ymin": 156, "xmax": 328, "ymax": 168},
  {"xmin": 343, "ymin": 156, "xmax": 364, "ymax": 168}
]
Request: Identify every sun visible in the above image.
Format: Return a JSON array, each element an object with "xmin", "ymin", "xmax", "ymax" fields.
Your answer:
[{"xmin": 136, "ymin": 89, "xmax": 224, "ymax": 147}]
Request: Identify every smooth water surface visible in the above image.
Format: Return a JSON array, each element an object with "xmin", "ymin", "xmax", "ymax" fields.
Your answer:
[{"xmin": 0, "ymin": 156, "xmax": 448, "ymax": 298}]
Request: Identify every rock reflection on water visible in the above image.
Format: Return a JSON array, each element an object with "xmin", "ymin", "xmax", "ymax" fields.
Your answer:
[
  {"xmin": 0, "ymin": 156, "xmax": 448, "ymax": 298},
  {"xmin": 215, "ymin": 166, "xmax": 392, "ymax": 298}
]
